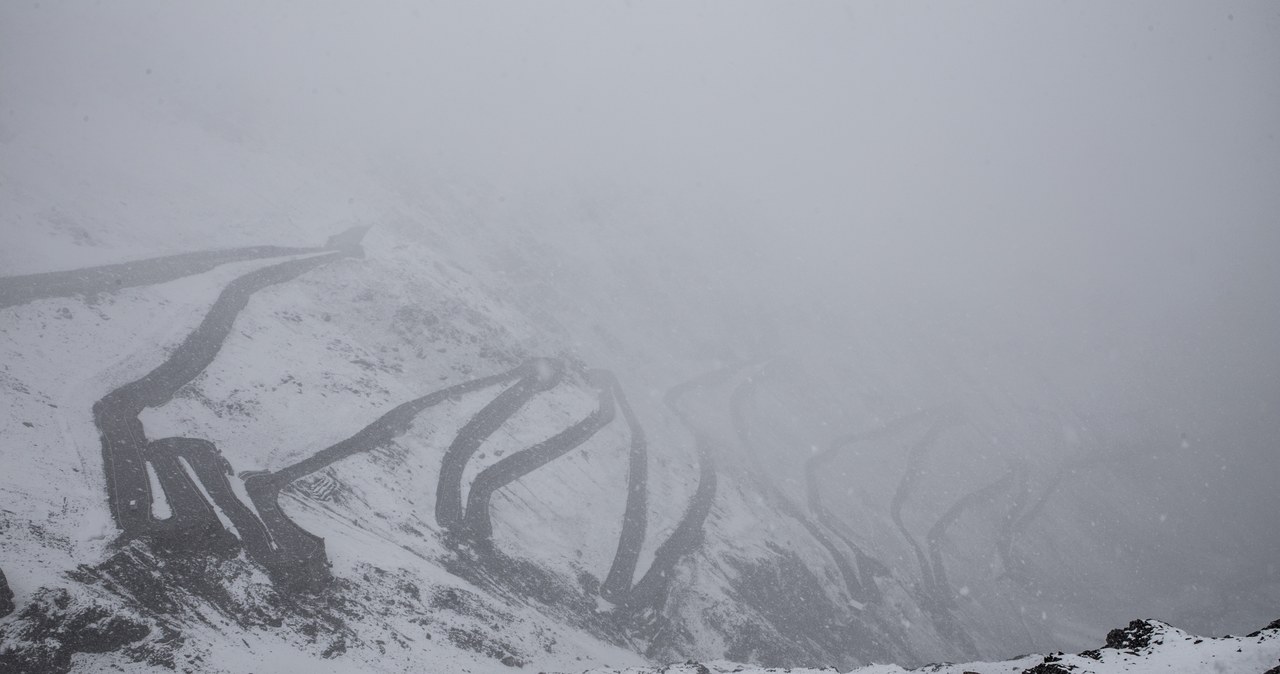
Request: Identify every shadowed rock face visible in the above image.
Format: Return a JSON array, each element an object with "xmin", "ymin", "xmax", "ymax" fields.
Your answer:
[
  {"xmin": 0, "ymin": 568, "xmax": 14, "ymax": 618},
  {"xmin": 0, "ymin": 588, "xmax": 152, "ymax": 674},
  {"xmin": 1103, "ymin": 619, "xmax": 1161, "ymax": 651},
  {"xmin": 721, "ymin": 543, "xmax": 895, "ymax": 669},
  {"xmin": 732, "ymin": 373, "xmax": 875, "ymax": 606}
]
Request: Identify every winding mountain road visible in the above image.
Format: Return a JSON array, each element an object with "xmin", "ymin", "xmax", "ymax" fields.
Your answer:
[
  {"xmin": 804, "ymin": 407, "xmax": 953, "ymax": 604},
  {"xmin": 924, "ymin": 464, "xmax": 1020, "ymax": 606},
  {"xmin": 8, "ymin": 230, "xmax": 805, "ymax": 624},
  {"xmin": 434, "ymin": 359, "xmax": 566, "ymax": 531},
  {"xmin": 729, "ymin": 372, "xmax": 876, "ymax": 605},
  {"xmin": 887, "ymin": 415, "xmax": 961, "ymax": 598},
  {"xmin": 606, "ymin": 363, "xmax": 753, "ymax": 613},
  {"xmin": 598, "ymin": 372, "xmax": 650, "ymax": 605},
  {"xmin": 93, "ymin": 247, "xmax": 359, "ymax": 585},
  {"xmin": 459, "ymin": 370, "xmax": 618, "ymax": 543}
]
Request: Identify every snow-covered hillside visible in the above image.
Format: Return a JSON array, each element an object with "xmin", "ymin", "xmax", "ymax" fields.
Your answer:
[
  {"xmin": 588, "ymin": 618, "xmax": 1280, "ymax": 674},
  {"xmin": 2, "ymin": 101, "xmax": 1272, "ymax": 670},
  {"xmin": 0, "ymin": 79, "xmax": 1064, "ymax": 674},
  {"xmin": 3, "ymin": 4, "xmax": 1279, "ymax": 673}
]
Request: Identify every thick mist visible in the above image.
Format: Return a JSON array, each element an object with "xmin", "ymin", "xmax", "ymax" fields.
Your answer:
[{"xmin": 3, "ymin": 0, "xmax": 1278, "ymax": 655}]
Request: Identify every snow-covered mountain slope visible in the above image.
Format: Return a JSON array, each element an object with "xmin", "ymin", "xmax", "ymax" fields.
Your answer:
[
  {"xmin": 2, "ymin": 52, "xmax": 1276, "ymax": 673},
  {"xmin": 588, "ymin": 618, "xmax": 1280, "ymax": 674}
]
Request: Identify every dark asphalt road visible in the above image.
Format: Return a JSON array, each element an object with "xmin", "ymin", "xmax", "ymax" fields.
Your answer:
[
  {"xmin": 874, "ymin": 412, "xmax": 981, "ymax": 658},
  {"xmin": 887, "ymin": 415, "xmax": 960, "ymax": 600},
  {"xmin": 434, "ymin": 359, "xmax": 566, "ymax": 531},
  {"xmin": 24, "ymin": 229, "xmax": 770, "ymax": 613},
  {"xmin": 94, "ymin": 251, "xmax": 353, "ymax": 530},
  {"xmin": 925, "ymin": 465, "xmax": 1019, "ymax": 607},
  {"xmin": 801, "ymin": 408, "xmax": 951, "ymax": 604},
  {"xmin": 728, "ymin": 373, "xmax": 877, "ymax": 604},
  {"xmin": 244, "ymin": 361, "xmax": 536, "ymax": 565},
  {"xmin": 460, "ymin": 369, "xmax": 618, "ymax": 542},
  {"xmin": 0, "ymin": 227, "xmax": 365, "ymax": 310},
  {"xmin": 89, "ymin": 242, "xmax": 359, "ymax": 586},
  {"xmin": 611, "ymin": 364, "xmax": 754, "ymax": 613},
  {"xmin": 597, "ymin": 371, "xmax": 650, "ymax": 605}
]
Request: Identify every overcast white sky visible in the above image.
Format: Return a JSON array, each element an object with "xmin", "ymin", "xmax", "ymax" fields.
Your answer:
[{"xmin": 6, "ymin": 2, "xmax": 1278, "ymax": 308}]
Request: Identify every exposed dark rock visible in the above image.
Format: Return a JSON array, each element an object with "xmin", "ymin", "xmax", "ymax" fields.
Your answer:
[
  {"xmin": 321, "ymin": 636, "xmax": 347, "ymax": 658},
  {"xmin": 1247, "ymin": 618, "xmax": 1280, "ymax": 638},
  {"xmin": 446, "ymin": 626, "xmax": 526, "ymax": 666},
  {"xmin": 1021, "ymin": 661, "xmax": 1074, "ymax": 674},
  {"xmin": 1104, "ymin": 618, "xmax": 1160, "ymax": 651},
  {"xmin": 720, "ymin": 543, "xmax": 893, "ymax": 669},
  {"xmin": 0, "ymin": 567, "xmax": 14, "ymax": 618},
  {"xmin": 0, "ymin": 588, "xmax": 152, "ymax": 674}
]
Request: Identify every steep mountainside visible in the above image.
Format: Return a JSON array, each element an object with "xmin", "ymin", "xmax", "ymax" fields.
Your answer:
[{"xmin": 2, "ymin": 86, "xmax": 1275, "ymax": 672}]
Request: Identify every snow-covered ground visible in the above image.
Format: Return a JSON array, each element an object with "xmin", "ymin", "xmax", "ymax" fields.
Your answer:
[
  {"xmin": 3, "ymin": 10, "xmax": 1277, "ymax": 672},
  {"xmin": 588, "ymin": 619, "xmax": 1280, "ymax": 674}
]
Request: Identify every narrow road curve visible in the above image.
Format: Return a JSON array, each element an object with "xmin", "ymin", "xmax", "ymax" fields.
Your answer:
[
  {"xmin": 434, "ymin": 359, "xmax": 565, "ymax": 530},
  {"xmin": 93, "ymin": 247, "xmax": 359, "ymax": 587},
  {"xmin": 802, "ymin": 407, "xmax": 949, "ymax": 604},
  {"xmin": 0, "ymin": 227, "xmax": 365, "ymax": 310},
  {"xmin": 598, "ymin": 371, "xmax": 650, "ymax": 605},
  {"xmin": 994, "ymin": 406, "xmax": 1075, "ymax": 583},
  {"xmin": 276, "ymin": 360, "xmax": 655, "ymax": 606},
  {"xmin": 1002, "ymin": 468, "xmax": 1066, "ymax": 568},
  {"xmin": 252, "ymin": 368, "xmax": 526, "ymax": 490},
  {"xmin": 924, "ymin": 464, "xmax": 1020, "ymax": 607},
  {"xmin": 610, "ymin": 363, "xmax": 751, "ymax": 614},
  {"xmin": 996, "ymin": 459, "xmax": 1043, "ymax": 584},
  {"xmin": 998, "ymin": 439, "xmax": 1150, "ymax": 583},
  {"xmin": 623, "ymin": 430, "xmax": 717, "ymax": 615},
  {"xmin": 728, "ymin": 372, "xmax": 875, "ymax": 606},
  {"xmin": 240, "ymin": 362, "xmax": 535, "ymax": 584},
  {"xmin": 459, "ymin": 370, "xmax": 618, "ymax": 543},
  {"xmin": 876, "ymin": 412, "xmax": 983, "ymax": 660},
  {"xmin": 994, "ymin": 405, "xmax": 1160, "ymax": 583},
  {"xmin": 150, "ymin": 437, "xmax": 318, "ymax": 578},
  {"xmin": 887, "ymin": 415, "xmax": 961, "ymax": 599},
  {"xmin": 249, "ymin": 358, "xmax": 632, "ymax": 583},
  {"xmin": 805, "ymin": 408, "xmax": 941, "ymax": 518}
]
